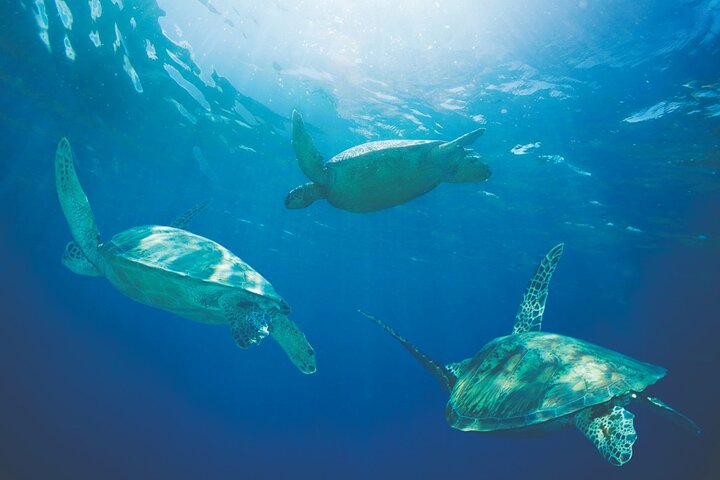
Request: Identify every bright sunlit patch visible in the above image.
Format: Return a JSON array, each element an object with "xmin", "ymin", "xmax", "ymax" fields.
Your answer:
[
  {"xmin": 89, "ymin": 0, "xmax": 102, "ymax": 20},
  {"xmin": 539, "ymin": 155, "xmax": 592, "ymax": 177},
  {"xmin": 438, "ymin": 98, "xmax": 466, "ymax": 111},
  {"xmin": 622, "ymin": 101, "xmax": 685, "ymax": 123},
  {"xmin": 112, "ymin": 23, "xmax": 122, "ymax": 52},
  {"xmin": 167, "ymin": 98, "xmax": 197, "ymax": 124},
  {"xmin": 511, "ymin": 142, "xmax": 540, "ymax": 155},
  {"xmin": 33, "ymin": 0, "xmax": 51, "ymax": 52},
  {"xmin": 166, "ymin": 50, "xmax": 191, "ymax": 71},
  {"xmin": 145, "ymin": 40, "xmax": 157, "ymax": 59},
  {"xmin": 164, "ymin": 64, "xmax": 211, "ymax": 110},
  {"xmin": 208, "ymin": 246, "xmax": 235, "ymax": 283},
  {"xmin": 63, "ymin": 35, "xmax": 76, "ymax": 60},
  {"xmin": 54, "ymin": 0, "xmax": 73, "ymax": 29},
  {"xmin": 123, "ymin": 55, "xmax": 143, "ymax": 93},
  {"xmin": 279, "ymin": 66, "xmax": 334, "ymax": 82},
  {"xmin": 89, "ymin": 31, "xmax": 101, "ymax": 47}
]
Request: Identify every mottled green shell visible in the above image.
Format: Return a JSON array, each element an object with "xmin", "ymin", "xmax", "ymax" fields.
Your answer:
[
  {"xmin": 328, "ymin": 140, "xmax": 441, "ymax": 165},
  {"xmin": 102, "ymin": 225, "xmax": 286, "ymax": 307},
  {"xmin": 446, "ymin": 332, "xmax": 665, "ymax": 432}
]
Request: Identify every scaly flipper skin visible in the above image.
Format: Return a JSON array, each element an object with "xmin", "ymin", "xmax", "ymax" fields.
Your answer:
[
  {"xmin": 220, "ymin": 294, "xmax": 272, "ymax": 348},
  {"xmin": 358, "ymin": 310, "xmax": 456, "ymax": 391},
  {"xmin": 291, "ymin": 110, "xmax": 328, "ymax": 185},
  {"xmin": 170, "ymin": 200, "xmax": 210, "ymax": 230},
  {"xmin": 62, "ymin": 241, "xmax": 101, "ymax": 276},
  {"xmin": 55, "ymin": 138, "xmax": 101, "ymax": 266},
  {"xmin": 269, "ymin": 315, "xmax": 317, "ymax": 374},
  {"xmin": 575, "ymin": 405, "xmax": 637, "ymax": 466},
  {"xmin": 512, "ymin": 243, "xmax": 564, "ymax": 334}
]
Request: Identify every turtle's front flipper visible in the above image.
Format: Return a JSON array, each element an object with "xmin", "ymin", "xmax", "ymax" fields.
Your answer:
[
  {"xmin": 55, "ymin": 138, "xmax": 101, "ymax": 266},
  {"xmin": 221, "ymin": 296, "xmax": 271, "ymax": 348},
  {"xmin": 269, "ymin": 315, "xmax": 316, "ymax": 374},
  {"xmin": 291, "ymin": 110, "xmax": 328, "ymax": 184},
  {"xmin": 642, "ymin": 396, "xmax": 701, "ymax": 435},
  {"xmin": 512, "ymin": 243, "xmax": 564, "ymax": 334},
  {"xmin": 62, "ymin": 241, "xmax": 101, "ymax": 276},
  {"xmin": 285, "ymin": 182, "xmax": 326, "ymax": 209},
  {"xmin": 575, "ymin": 405, "xmax": 637, "ymax": 466}
]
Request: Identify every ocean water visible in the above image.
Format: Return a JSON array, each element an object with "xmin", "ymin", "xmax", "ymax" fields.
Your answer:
[{"xmin": 1, "ymin": 0, "xmax": 719, "ymax": 478}]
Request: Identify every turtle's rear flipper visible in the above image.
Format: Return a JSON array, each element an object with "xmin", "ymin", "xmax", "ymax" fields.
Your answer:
[
  {"xmin": 170, "ymin": 200, "xmax": 210, "ymax": 230},
  {"xmin": 441, "ymin": 127, "xmax": 485, "ymax": 151},
  {"xmin": 62, "ymin": 241, "xmax": 101, "ymax": 276},
  {"xmin": 285, "ymin": 182, "xmax": 326, "ymax": 209},
  {"xmin": 575, "ymin": 405, "xmax": 637, "ymax": 466},
  {"xmin": 642, "ymin": 396, "xmax": 701, "ymax": 435},
  {"xmin": 221, "ymin": 296, "xmax": 271, "ymax": 348},
  {"xmin": 269, "ymin": 315, "xmax": 316, "ymax": 374}
]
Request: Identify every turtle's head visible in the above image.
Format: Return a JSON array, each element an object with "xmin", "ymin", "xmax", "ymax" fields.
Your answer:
[
  {"xmin": 62, "ymin": 241, "xmax": 101, "ymax": 276},
  {"xmin": 284, "ymin": 182, "xmax": 326, "ymax": 209},
  {"xmin": 446, "ymin": 154, "xmax": 492, "ymax": 184}
]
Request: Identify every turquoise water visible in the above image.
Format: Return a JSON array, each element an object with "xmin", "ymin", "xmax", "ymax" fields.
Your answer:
[{"xmin": 1, "ymin": 1, "xmax": 719, "ymax": 478}]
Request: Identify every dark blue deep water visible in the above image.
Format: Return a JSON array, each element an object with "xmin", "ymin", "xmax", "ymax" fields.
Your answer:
[{"xmin": 1, "ymin": 1, "xmax": 719, "ymax": 479}]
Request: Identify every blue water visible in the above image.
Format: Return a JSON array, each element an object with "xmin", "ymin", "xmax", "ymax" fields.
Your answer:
[{"xmin": 1, "ymin": 1, "xmax": 719, "ymax": 478}]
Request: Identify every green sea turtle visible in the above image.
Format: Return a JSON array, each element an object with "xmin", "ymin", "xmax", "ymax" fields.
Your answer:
[
  {"xmin": 360, "ymin": 244, "xmax": 699, "ymax": 465},
  {"xmin": 55, "ymin": 138, "xmax": 316, "ymax": 374},
  {"xmin": 285, "ymin": 110, "xmax": 491, "ymax": 212}
]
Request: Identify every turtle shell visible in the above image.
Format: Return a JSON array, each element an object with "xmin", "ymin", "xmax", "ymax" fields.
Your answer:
[
  {"xmin": 328, "ymin": 140, "xmax": 441, "ymax": 164},
  {"xmin": 323, "ymin": 140, "xmax": 450, "ymax": 212},
  {"xmin": 446, "ymin": 332, "xmax": 666, "ymax": 432},
  {"xmin": 101, "ymin": 225, "xmax": 287, "ymax": 312}
]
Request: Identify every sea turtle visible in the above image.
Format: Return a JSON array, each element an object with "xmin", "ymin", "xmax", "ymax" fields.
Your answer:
[
  {"xmin": 285, "ymin": 110, "xmax": 491, "ymax": 212},
  {"xmin": 55, "ymin": 138, "xmax": 316, "ymax": 374},
  {"xmin": 360, "ymin": 244, "xmax": 699, "ymax": 466}
]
